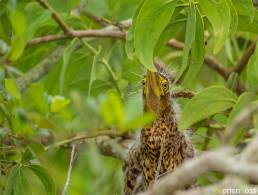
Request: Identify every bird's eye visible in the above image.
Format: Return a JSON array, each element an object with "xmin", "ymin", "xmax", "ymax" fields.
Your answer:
[
  {"xmin": 142, "ymin": 79, "xmax": 146, "ymax": 85},
  {"xmin": 162, "ymin": 82, "xmax": 169, "ymax": 91}
]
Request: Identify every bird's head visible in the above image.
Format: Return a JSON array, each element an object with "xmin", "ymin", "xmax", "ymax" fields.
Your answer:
[{"xmin": 142, "ymin": 70, "xmax": 171, "ymax": 114}]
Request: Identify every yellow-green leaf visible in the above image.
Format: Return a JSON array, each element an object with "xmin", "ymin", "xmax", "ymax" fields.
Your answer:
[
  {"xmin": 5, "ymin": 78, "xmax": 21, "ymax": 100},
  {"xmin": 50, "ymin": 96, "xmax": 70, "ymax": 112}
]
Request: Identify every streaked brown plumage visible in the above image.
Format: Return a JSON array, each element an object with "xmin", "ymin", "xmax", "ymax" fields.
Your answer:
[{"xmin": 123, "ymin": 70, "xmax": 195, "ymax": 195}]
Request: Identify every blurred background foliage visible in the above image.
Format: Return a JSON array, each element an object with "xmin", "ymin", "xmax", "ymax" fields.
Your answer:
[{"xmin": 0, "ymin": 0, "xmax": 257, "ymax": 195}]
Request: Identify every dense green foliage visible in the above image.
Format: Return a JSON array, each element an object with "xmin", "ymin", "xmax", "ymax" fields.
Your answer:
[{"xmin": 0, "ymin": 0, "xmax": 258, "ymax": 194}]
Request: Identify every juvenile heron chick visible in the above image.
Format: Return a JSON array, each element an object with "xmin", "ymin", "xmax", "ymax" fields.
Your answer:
[{"xmin": 123, "ymin": 70, "xmax": 195, "ymax": 194}]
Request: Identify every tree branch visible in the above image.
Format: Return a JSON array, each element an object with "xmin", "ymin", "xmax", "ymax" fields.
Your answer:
[
  {"xmin": 27, "ymin": 30, "xmax": 125, "ymax": 47},
  {"xmin": 138, "ymin": 149, "xmax": 258, "ymax": 195},
  {"xmin": 17, "ymin": 46, "xmax": 64, "ymax": 91},
  {"xmin": 45, "ymin": 130, "xmax": 127, "ymax": 150},
  {"xmin": 167, "ymin": 39, "xmax": 231, "ymax": 79},
  {"xmin": 36, "ymin": 0, "xmax": 72, "ymax": 34},
  {"xmin": 171, "ymin": 91, "xmax": 195, "ymax": 99},
  {"xmin": 231, "ymin": 37, "xmax": 258, "ymax": 73}
]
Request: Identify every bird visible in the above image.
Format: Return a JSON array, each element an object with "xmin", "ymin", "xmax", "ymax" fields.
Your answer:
[{"xmin": 123, "ymin": 69, "xmax": 195, "ymax": 195}]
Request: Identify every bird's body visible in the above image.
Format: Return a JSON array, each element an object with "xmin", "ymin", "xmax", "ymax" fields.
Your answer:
[{"xmin": 123, "ymin": 71, "xmax": 195, "ymax": 195}]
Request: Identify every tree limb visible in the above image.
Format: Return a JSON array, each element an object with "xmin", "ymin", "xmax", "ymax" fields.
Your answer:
[
  {"xmin": 138, "ymin": 149, "xmax": 258, "ymax": 195},
  {"xmin": 45, "ymin": 130, "xmax": 127, "ymax": 150},
  {"xmin": 231, "ymin": 37, "xmax": 258, "ymax": 73},
  {"xmin": 17, "ymin": 46, "xmax": 64, "ymax": 91},
  {"xmin": 36, "ymin": 0, "xmax": 72, "ymax": 34},
  {"xmin": 27, "ymin": 30, "xmax": 125, "ymax": 47}
]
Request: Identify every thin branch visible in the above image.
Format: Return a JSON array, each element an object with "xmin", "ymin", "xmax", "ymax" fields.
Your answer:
[
  {"xmin": 171, "ymin": 91, "xmax": 195, "ymax": 99},
  {"xmin": 36, "ymin": 0, "xmax": 71, "ymax": 34},
  {"xmin": 27, "ymin": 30, "xmax": 125, "ymax": 47},
  {"xmin": 138, "ymin": 149, "xmax": 258, "ymax": 195},
  {"xmin": 62, "ymin": 144, "xmax": 76, "ymax": 195},
  {"xmin": 167, "ymin": 38, "xmax": 247, "ymax": 93},
  {"xmin": 231, "ymin": 37, "xmax": 258, "ymax": 73},
  {"xmin": 17, "ymin": 46, "xmax": 64, "ymax": 91},
  {"xmin": 45, "ymin": 130, "xmax": 126, "ymax": 150},
  {"xmin": 167, "ymin": 39, "xmax": 231, "ymax": 79},
  {"xmin": 96, "ymin": 137, "xmax": 129, "ymax": 160},
  {"xmin": 203, "ymin": 55, "xmax": 231, "ymax": 79},
  {"xmin": 83, "ymin": 11, "xmax": 116, "ymax": 27}
]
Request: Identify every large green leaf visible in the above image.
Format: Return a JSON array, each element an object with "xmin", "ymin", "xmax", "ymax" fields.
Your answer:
[
  {"xmin": 182, "ymin": 7, "xmax": 205, "ymax": 86},
  {"xmin": 125, "ymin": 0, "xmax": 145, "ymax": 60},
  {"xmin": 232, "ymin": 0, "xmax": 255, "ymax": 22},
  {"xmin": 179, "ymin": 86, "xmax": 237, "ymax": 131},
  {"xmin": 134, "ymin": 0, "xmax": 179, "ymax": 71},
  {"xmin": 238, "ymin": 12, "xmax": 258, "ymax": 33},
  {"xmin": 27, "ymin": 164, "xmax": 55, "ymax": 195},
  {"xmin": 4, "ymin": 165, "xmax": 32, "ymax": 195},
  {"xmin": 176, "ymin": 2, "xmax": 196, "ymax": 80},
  {"xmin": 199, "ymin": 0, "xmax": 231, "ymax": 53}
]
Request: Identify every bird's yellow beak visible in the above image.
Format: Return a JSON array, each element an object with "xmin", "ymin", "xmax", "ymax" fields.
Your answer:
[{"xmin": 146, "ymin": 70, "xmax": 160, "ymax": 99}]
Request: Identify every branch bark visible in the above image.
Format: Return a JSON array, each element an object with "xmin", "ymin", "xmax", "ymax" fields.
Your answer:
[
  {"xmin": 36, "ymin": 0, "xmax": 72, "ymax": 34},
  {"xmin": 231, "ymin": 37, "xmax": 258, "ymax": 73},
  {"xmin": 138, "ymin": 149, "xmax": 258, "ymax": 195},
  {"xmin": 27, "ymin": 30, "xmax": 125, "ymax": 47},
  {"xmin": 45, "ymin": 130, "xmax": 127, "ymax": 150},
  {"xmin": 17, "ymin": 46, "xmax": 64, "ymax": 91}
]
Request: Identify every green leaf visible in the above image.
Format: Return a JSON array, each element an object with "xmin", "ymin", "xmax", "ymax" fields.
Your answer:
[
  {"xmin": 5, "ymin": 78, "xmax": 21, "ymax": 100},
  {"xmin": 4, "ymin": 165, "xmax": 19, "ymax": 195},
  {"xmin": 25, "ymin": 83, "xmax": 48, "ymax": 113},
  {"xmin": 179, "ymin": 86, "xmax": 237, "ymax": 131},
  {"xmin": 176, "ymin": 2, "xmax": 196, "ymax": 81},
  {"xmin": 101, "ymin": 92, "xmax": 125, "ymax": 128},
  {"xmin": 134, "ymin": 0, "xmax": 179, "ymax": 71},
  {"xmin": 27, "ymin": 164, "xmax": 55, "ymax": 195},
  {"xmin": 226, "ymin": 72, "xmax": 239, "ymax": 92},
  {"xmin": 4, "ymin": 165, "xmax": 32, "ymax": 195},
  {"xmin": 182, "ymin": 7, "xmax": 205, "ymax": 86},
  {"xmin": 155, "ymin": 18, "xmax": 185, "ymax": 56},
  {"xmin": 228, "ymin": 0, "xmax": 238, "ymax": 35},
  {"xmin": 60, "ymin": 38, "xmax": 78, "ymax": 95},
  {"xmin": 9, "ymin": 37, "xmax": 25, "ymax": 61},
  {"xmin": 10, "ymin": 11, "xmax": 26, "ymax": 37},
  {"xmin": 50, "ymin": 95, "xmax": 71, "ymax": 112},
  {"xmin": 125, "ymin": 26, "xmax": 135, "ymax": 60},
  {"xmin": 238, "ymin": 12, "xmax": 258, "ymax": 33},
  {"xmin": 232, "ymin": 0, "xmax": 255, "ymax": 22},
  {"xmin": 199, "ymin": 0, "xmax": 231, "ymax": 53},
  {"xmin": 227, "ymin": 92, "xmax": 257, "ymax": 124},
  {"xmin": 246, "ymin": 43, "xmax": 258, "ymax": 91},
  {"xmin": 88, "ymin": 47, "xmax": 101, "ymax": 97},
  {"xmin": 125, "ymin": 0, "xmax": 145, "ymax": 60}
]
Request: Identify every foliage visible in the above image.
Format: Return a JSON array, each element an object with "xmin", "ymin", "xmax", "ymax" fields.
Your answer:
[{"xmin": 0, "ymin": 0, "xmax": 258, "ymax": 194}]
